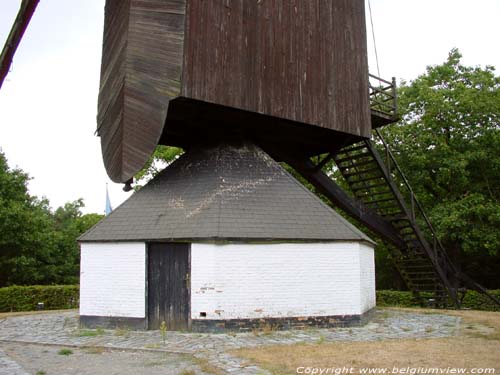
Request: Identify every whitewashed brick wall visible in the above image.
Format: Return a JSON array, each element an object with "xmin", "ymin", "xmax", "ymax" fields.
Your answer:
[
  {"xmin": 80, "ymin": 242, "xmax": 146, "ymax": 318},
  {"xmin": 359, "ymin": 243, "xmax": 376, "ymax": 312},
  {"xmin": 191, "ymin": 242, "xmax": 375, "ymax": 320}
]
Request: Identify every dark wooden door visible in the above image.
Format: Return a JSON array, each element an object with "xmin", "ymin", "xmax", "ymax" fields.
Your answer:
[{"xmin": 147, "ymin": 243, "xmax": 190, "ymax": 330}]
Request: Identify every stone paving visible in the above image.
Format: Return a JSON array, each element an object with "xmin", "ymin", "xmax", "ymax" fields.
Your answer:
[
  {"xmin": 0, "ymin": 309, "xmax": 461, "ymax": 374},
  {"xmin": 0, "ymin": 348, "xmax": 29, "ymax": 375}
]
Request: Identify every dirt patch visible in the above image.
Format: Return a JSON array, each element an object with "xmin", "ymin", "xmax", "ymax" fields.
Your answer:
[
  {"xmin": 231, "ymin": 309, "xmax": 500, "ymax": 374},
  {"xmin": 1, "ymin": 342, "xmax": 208, "ymax": 375}
]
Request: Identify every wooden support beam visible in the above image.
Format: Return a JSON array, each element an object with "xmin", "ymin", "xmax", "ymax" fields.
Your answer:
[
  {"xmin": 0, "ymin": 0, "xmax": 39, "ymax": 89},
  {"xmin": 275, "ymin": 150, "xmax": 407, "ymax": 250}
]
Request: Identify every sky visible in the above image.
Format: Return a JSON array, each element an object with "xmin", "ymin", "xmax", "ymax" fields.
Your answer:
[{"xmin": 0, "ymin": 0, "xmax": 499, "ymax": 215}]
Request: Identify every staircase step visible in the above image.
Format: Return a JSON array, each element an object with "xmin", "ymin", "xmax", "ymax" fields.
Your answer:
[
  {"xmin": 343, "ymin": 160, "xmax": 378, "ymax": 169},
  {"xmin": 338, "ymin": 144, "xmax": 368, "ymax": 153},
  {"xmin": 351, "ymin": 181, "xmax": 390, "ymax": 192},
  {"xmin": 334, "ymin": 152, "xmax": 372, "ymax": 164},
  {"xmin": 386, "ymin": 214, "xmax": 409, "ymax": 222},
  {"xmin": 343, "ymin": 167, "xmax": 381, "ymax": 178},
  {"xmin": 363, "ymin": 197, "xmax": 397, "ymax": 205},
  {"xmin": 405, "ymin": 272, "xmax": 437, "ymax": 276},
  {"xmin": 400, "ymin": 260, "xmax": 432, "ymax": 266},
  {"xmin": 347, "ymin": 175, "xmax": 384, "ymax": 184}
]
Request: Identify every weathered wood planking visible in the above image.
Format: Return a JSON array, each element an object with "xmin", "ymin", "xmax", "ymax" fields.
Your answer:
[
  {"xmin": 181, "ymin": 0, "xmax": 370, "ymax": 138},
  {"xmin": 148, "ymin": 243, "xmax": 190, "ymax": 330},
  {"xmin": 97, "ymin": 0, "xmax": 185, "ymax": 183},
  {"xmin": 97, "ymin": 0, "xmax": 370, "ymax": 183}
]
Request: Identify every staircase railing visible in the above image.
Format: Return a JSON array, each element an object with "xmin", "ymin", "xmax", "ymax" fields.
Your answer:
[
  {"xmin": 372, "ymin": 128, "xmax": 500, "ymax": 307},
  {"xmin": 369, "ymin": 74, "xmax": 398, "ymax": 121},
  {"xmin": 373, "ymin": 128, "xmax": 452, "ymax": 270}
]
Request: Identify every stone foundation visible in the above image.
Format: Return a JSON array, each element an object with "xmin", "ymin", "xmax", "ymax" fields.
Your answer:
[
  {"xmin": 79, "ymin": 315, "xmax": 146, "ymax": 330},
  {"xmin": 191, "ymin": 309, "xmax": 376, "ymax": 333},
  {"xmin": 80, "ymin": 309, "xmax": 375, "ymax": 332}
]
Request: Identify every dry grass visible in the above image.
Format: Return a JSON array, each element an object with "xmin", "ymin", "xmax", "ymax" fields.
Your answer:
[
  {"xmin": 83, "ymin": 346, "xmax": 106, "ymax": 354},
  {"xmin": 193, "ymin": 357, "xmax": 225, "ymax": 375},
  {"xmin": 231, "ymin": 309, "xmax": 500, "ymax": 374}
]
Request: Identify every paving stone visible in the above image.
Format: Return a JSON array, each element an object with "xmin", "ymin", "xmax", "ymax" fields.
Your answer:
[
  {"xmin": 0, "ymin": 309, "xmax": 460, "ymax": 374},
  {"xmin": 0, "ymin": 348, "xmax": 30, "ymax": 375}
]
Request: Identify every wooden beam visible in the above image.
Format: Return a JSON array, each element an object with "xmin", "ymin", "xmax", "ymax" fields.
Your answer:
[
  {"xmin": 0, "ymin": 0, "xmax": 39, "ymax": 89},
  {"xmin": 275, "ymin": 150, "xmax": 407, "ymax": 249}
]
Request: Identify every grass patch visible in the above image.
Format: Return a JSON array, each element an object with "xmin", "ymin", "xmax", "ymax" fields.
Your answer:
[
  {"xmin": 143, "ymin": 359, "xmax": 168, "ymax": 367},
  {"xmin": 252, "ymin": 322, "xmax": 277, "ymax": 336},
  {"xmin": 84, "ymin": 346, "xmax": 106, "ymax": 354},
  {"xmin": 179, "ymin": 370, "xmax": 197, "ymax": 375},
  {"xmin": 114, "ymin": 327, "xmax": 130, "ymax": 337},
  {"xmin": 77, "ymin": 328, "xmax": 105, "ymax": 337},
  {"xmin": 144, "ymin": 343, "xmax": 161, "ymax": 349},
  {"xmin": 194, "ymin": 357, "xmax": 225, "ymax": 375},
  {"xmin": 36, "ymin": 371, "xmax": 46, "ymax": 375},
  {"xmin": 230, "ymin": 308, "xmax": 500, "ymax": 374},
  {"xmin": 57, "ymin": 348, "xmax": 73, "ymax": 356}
]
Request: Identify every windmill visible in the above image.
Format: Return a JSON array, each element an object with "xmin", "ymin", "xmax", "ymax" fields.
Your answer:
[{"xmin": 80, "ymin": 0, "xmax": 498, "ymax": 330}]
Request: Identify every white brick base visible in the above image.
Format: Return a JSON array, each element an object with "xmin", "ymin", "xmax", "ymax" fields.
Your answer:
[
  {"xmin": 79, "ymin": 242, "xmax": 146, "ymax": 318},
  {"xmin": 79, "ymin": 241, "xmax": 375, "ymax": 322},
  {"xmin": 190, "ymin": 242, "xmax": 375, "ymax": 320}
]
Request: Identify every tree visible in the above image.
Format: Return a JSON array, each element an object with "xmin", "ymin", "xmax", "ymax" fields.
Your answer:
[
  {"xmin": 134, "ymin": 145, "xmax": 183, "ymax": 187},
  {"xmin": 379, "ymin": 49, "xmax": 500, "ymax": 287},
  {"xmin": 0, "ymin": 151, "xmax": 103, "ymax": 286}
]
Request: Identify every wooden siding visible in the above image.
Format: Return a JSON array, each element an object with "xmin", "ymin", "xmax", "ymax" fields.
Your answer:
[
  {"xmin": 97, "ymin": 0, "xmax": 371, "ymax": 183},
  {"xmin": 181, "ymin": 0, "xmax": 370, "ymax": 139},
  {"xmin": 97, "ymin": 0, "xmax": 185, "ymax": 183}
]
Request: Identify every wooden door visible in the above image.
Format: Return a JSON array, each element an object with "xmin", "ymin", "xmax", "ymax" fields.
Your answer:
[{"xmin": 147, "ymin": 243, "xmax": 190, "ymax": 330}]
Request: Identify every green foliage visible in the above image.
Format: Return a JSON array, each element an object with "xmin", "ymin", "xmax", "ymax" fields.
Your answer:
[
  {"xmin": 0, "ymin": 150, "xmax": 103, "ymax": 286},
  {"xmin": 58, "ymin": 348, "xmax": 73, "ymax": 356},
  {"xmin": 77, "ymin": 328, "xmax": 105, "ymax": 337},
  {"xmin": 376, "ymin": 290, "xmax": 500, "ymax": 311},
  {"xmin": 376, "ymin": 290, "xmax": 422, "ymax": 307},
  {"xmin": 460, "ymin": 290, "xmax": 500, "ymax": 311},
  {"xmin": 373, "ymin": 49, "xmax": 500, "ymax": 288},
  {"xmin": 134, "ymin": 145, "xmax": 183, "ymax": 186},
  {"xmin": 380, "ymin": 49, "xmax": 500, "ymax": 259},
  {"xmin": 0, "ymin": 285, "xmax": 79, "ymax": 312},
  {"xmin": 160, "ymin": 320, "xmax": 167, "ymax": 344}
]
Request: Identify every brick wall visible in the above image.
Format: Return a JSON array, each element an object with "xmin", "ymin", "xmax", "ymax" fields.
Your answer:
[
  {"xmin": 359, "ymin": 243, "xmax": 376, "ymax": 312},
  {"xmin": 80, "ymin": 242, "xmax": 146, "ymax": 318},
  {"xmin": 79, "ymin": 241, "xmax": 375, "ymax": 323},
  {"xmin": 191, "ymin": 242, "xmax": 375, "ymax": 320}
]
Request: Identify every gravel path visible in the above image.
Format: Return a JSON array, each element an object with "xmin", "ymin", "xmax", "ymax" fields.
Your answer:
[{"xmin": 0, "ymin": 309, "xmax": 460, "ymax": 375}]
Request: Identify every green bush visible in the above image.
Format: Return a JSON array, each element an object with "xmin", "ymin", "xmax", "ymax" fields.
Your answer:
[
  {"xmin": 460, "ymin": 290, "xmax": 500, "ymax": 311},
  {"xmin": 0, "ymin": 285, "xmax": 79, "ymax": 312},
  {"xmin": 376, "ymin": 290, "xmax": 500, "ymax": 311}
]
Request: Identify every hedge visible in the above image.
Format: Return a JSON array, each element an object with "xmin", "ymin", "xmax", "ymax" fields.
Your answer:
[
  {"xmin": 0, "ymin": 285, "xmax": 79, "ymax": 312},
  {"xmin": 1, "ymin": 286, "xmax": 499, "ymax": 313},
  {"xmin": 376, "ymin": 289, "xmax": 500, "ymax": 311}
]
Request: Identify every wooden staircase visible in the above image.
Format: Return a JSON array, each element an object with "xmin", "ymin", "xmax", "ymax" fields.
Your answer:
[
  {"xmin": 271, "ymin": 74, "xmax": 500, "ymax": 309},
  {"xmin": 333, "ymin": 134, "xmax": 457, "ymax": 307}
]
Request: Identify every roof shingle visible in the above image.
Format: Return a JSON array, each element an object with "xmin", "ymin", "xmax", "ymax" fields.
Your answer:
[{"xmin": 79, "ymin": 143, "xmax": 374, "ymax": 244}]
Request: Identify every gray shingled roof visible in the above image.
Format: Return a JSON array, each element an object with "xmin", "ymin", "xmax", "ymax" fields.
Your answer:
[{"xmin": 80, "ymin": 143, "xmax": 374, "ymax": 243}]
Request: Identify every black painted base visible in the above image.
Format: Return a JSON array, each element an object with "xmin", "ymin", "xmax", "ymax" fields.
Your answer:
[
  {"xmin": 79, "ymin": 309, "xmax": 376, "ymax": 332},
  {"xmin": 191, "ymin": 308, "xmax": 376, "ymax": 333},
  {"xmin": 79, "ymin": 315, "xmax": 146, "ymax": 330}
]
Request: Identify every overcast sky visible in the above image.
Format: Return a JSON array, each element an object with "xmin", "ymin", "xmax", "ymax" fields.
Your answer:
[{"xmin": 1, "ymin": 0, "xmax": 499, "ymax": 215}]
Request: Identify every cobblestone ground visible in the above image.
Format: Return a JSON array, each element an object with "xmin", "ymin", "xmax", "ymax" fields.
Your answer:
[{"xmin": 0, "ymin": 309, "xmax": 460, "ymax": 375}]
